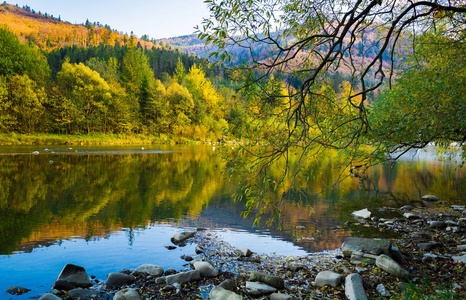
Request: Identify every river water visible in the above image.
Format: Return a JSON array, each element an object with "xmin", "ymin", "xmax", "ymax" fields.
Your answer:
[{"xmin": 0, "ymin": 145, "xmax": 464, "ymax": 299}]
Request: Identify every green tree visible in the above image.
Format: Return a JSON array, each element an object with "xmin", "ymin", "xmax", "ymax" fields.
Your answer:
[
  {"xmin": 0, "ymin": 76, "xmax": 12, "ymax": 132},
  {"xmin": 8, "ymin": 74, "xmax": 46, "ymax": 133}
]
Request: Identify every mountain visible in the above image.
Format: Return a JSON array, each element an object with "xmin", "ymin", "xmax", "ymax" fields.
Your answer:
[{"xmin": 0, "ymin": 2, "xmax": 156, "ymax": 50}]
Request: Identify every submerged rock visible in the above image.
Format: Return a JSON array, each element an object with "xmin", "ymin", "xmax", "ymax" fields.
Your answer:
[
  {"xmin": 53, "ymin": 264, "xmax": 92, "ymax": 291},
  {"xmin": 5, "ymin": 286, "xmax": 31, "ymax": 295}
]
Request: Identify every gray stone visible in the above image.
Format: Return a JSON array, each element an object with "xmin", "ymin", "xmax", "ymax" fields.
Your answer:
[
  {"xmin": 250, "ymin": 271, "xmax": 284, "ymax": 289},
  {"xmin": 341, "ymin": 237, "xmax": 391, "ymax": 257},
  {"xmin": 351, "ymin": 208, "xmax": 371, "ymax": 219},
  {"xmin": 451, "ymin": 205, "xmax": 466, "ymax": 211},
  {"xmin": 113, "ymin": 288, "xmax": 141, "ymax": 300},
  {"xmin": 452, "ymin": 255, "xmax": 466, "ymax": 264},
  {"xmin": 5, "ymin": 286, "xmax": 31, "ymax": 295},
  {"xmin": 106, "ymin": 272, "xmax": 136, "ymax": 289},
  {"xmin": 350, "ymin": 251, "xmax": 378, "ymax": 265},
  {"xmin": 181, "ymin": 255, "xmax": 193, "ymax": 261},
  {"xmin": 417, "ymin": 242, "xmax": 441, "ymax": 251},
  {"xmin": 422, "ymin": 253, "xmax": 439, "ymax": 263},
  {"xmin": 132, "ymin": 264, "xmax": 164, "ymax": 277},
  {"xmin": 193, "ymin": 261, "xmax": 218, "ymax": 277},
  {"xmin": 236, "ymin": 248, "xmax": 253, "ymax": 257},
  {"xmin": 270, "ymin": 293, "xmax": 293, "ymax": 300},
  {"xmin": 400, "ymin": 205, "xmax": 413, "ymax": 211},
  {"xmin": 165, "ymin": 270, "xmax": 200, "ymax": 284},
  {"xmin": 376, "ymin": 254, "xmax": 411, "ymax": 279},
  {"xmin": 164, "ymin": 268, "xmax": 176, "ymax": 275},
  {"xmin": 315, "ymin": 270, "xmax": 344, "ymax": 288},
  {"xmin": 68, "ymin": 288, "xmax": 99, "ymax": 299},
  {"xmin": 53, "ymin": 264, "xmax": 92, "ymax": 291},
  {"xmin": 39, "ymin": 294, "xmax": 62, "ymax": 300},
  {"xmin": 376, "ymin": 284, "xmax": 391, "ymax": 297},
  {"xmin": 355, "ymin": 267, "xmax": 366, "ymax": 273},
  {"xmin": 171, "ymin": 231, "xmax": 196, "ymax": 244},
  {"xmin": 219, "ymin": 279, "xmax": 235, "ymax": 291},
  {"xmin": 345, "ymin": 274, "xmax": 367, "ymax": 300},
  {"xmin": 209, "ymin": 286, "xmax": 244, "ymax": 300},
  {"xmin": 285, "ymin": 262, "xmax": 306, "ymax": 272},
  {"xmin": 457, "ymin": 245, "xmax": 466, "ymax": 251},
  {"xmin": 446, "ymin": 220, "xmax": 459, "ymax": 226},
  {"xmin": 422, "ymin": 195, "xmax": 439, "ymax": 202},
  {"xmin": 245, "ymin": 281, "xmax": 276, "ymax": 296},
  {"xmin": 429, "ymin": 221, "xmax": 447, "ymax": 229},
  {"xmin": 403, "ymin": 213, "xmax": 420, "ymax": 220}
]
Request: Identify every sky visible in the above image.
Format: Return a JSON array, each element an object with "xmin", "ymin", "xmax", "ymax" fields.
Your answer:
[{"xmin": 10, "ymin": 0, "xmax": 211, "ymax": 39}]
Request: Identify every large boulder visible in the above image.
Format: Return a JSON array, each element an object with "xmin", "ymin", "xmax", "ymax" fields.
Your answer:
[
  {"xmin": 341, "ymin": 237, "xmax": 391, "ymax": 257},
  {"xmin": 250, "ymin": 271, "xmax": 284, "ymax": 289},
  {"xmin": 113, "ymin": 288, "xmax": 141, "ymax": 300},
  {"xmin": 376, "ymin": 254, "xmax": 410, "ymax": 279},
  {"xmin": 68, "ymin": 288, "xmax": 99, "ymax": 299},
  {"xmin": 106, "ymin": 272, "xmax": 136, "ymax": 289},
  {"xmin": 193, "ymin": 261, "xmax": 218, "ymax": 277},
  {"xmin": 245, "ymin": 281, "xmax": 276, "ymax": 296},
  {"xmin": 210, "ymin": 286, "xmax": 244, "ymax": 300},
  {"xmin": 315, "ymin": 270, "xmax": 344, "ymax": 288},
  {"xmin": 345, "ymin": 274, "xmax": 367, "ymax": 300},
  {"xmin": 171, "ymin": 231, "xmax": 196, "ymax": 244},
  {"xmin": 132, "ymin": 264, "xmax": 164, "ymax": 277},
  {"xmin": 53, "ymin": 264, "xmax": 92, "ymax": 291}
]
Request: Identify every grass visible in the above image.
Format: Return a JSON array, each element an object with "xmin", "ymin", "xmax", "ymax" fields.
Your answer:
[{"xmin": 0, "ymin": 133, "xmax": 203, "ymax": 146}]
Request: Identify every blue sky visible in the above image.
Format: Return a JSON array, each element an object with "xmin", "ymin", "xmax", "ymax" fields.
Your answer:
[{"xmin": 10, "ymin": 0, "xmax": 210, "ymax": 39}]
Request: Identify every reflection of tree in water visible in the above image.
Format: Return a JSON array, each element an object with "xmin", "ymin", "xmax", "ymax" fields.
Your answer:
[{"xmin": 0, "ymin": 148, "xmax": 226, "ymax": 254}]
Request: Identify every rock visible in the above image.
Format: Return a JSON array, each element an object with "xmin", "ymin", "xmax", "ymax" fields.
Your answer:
[
  {"xmin": 457, "ymin": 245, "xmax": 466, "ymax": 251},
  {"xmin": 236, "ymin": 248, "xmax": 253, "ymax": 257},
  {"xmin": 350, "ymin": 251, "xmax": 378, "ymax": 265},
  {"xmin": 171, "ymin": 231, "xmax": 196, "ymax": 244},
  {"xmin": 422, "ymin": 253, "xmax": 439, "ymax": 263},
  {"xmin": 165, "ymin": 270, "xmax": 200, "ymax": 284},
  {"xmin": 451, "ymin": 205, "xmax": 466, "ymax": 211},
  {"xmin": 106, "ymin": 272, "xmax": 135, "ymax": 289},
  {"xmin": 181, "ymin": 255, "xmax": 193, "ymax": 261},
  {"xmin": 195, "ymin": 246, "xmax": 204, "ymax": 254},
  {"xmin": 452, "ymin": 255, "xmax": 466, "ymax": 264},
  {"xmin": 403, "ymin": 213, "xmax": 420, "ymax": 220},
  {"xmin": 355, "ymin": 267, "xmax": 366, "ymax": 273},
  {"xmin": 422, "ymin": 195, "xmax": 439, "ymax": 202},
  {"xmin": 345, "ymin": 273, "xmax": 367, "ymax": 300},
  {"xmin": 445, "ymin": 220, "xmax": 459, "ymax": 226},
  {"xmin": 165, "ymin": 268, "xmax": 176, "ymax": 275},
  {"xmin": 428, "ymin": 221, "xmax": 447, "ymax": 229},
  {"xmin": 165, "ymin": 245, "xmax": 177, "ymax": 250},
  {"xmin": 400, "ymin": 205, "xmax": 413, "ymax": 211},
  {"xmin": 132, "ymin": 264, "xmax": 164, "ymax": 277},
  {"xmin": 219, "ymin": 279, "xmax": 235, "ymax": 290},
  {"xmin": 68, "ymin": 288, "xmax": 98, "ymax": 299},
  {"xmin": 210, "ymin": 286, "xmax": 244, "ymax": 300},
  {"xmin": 193, "ymin": 261, "xmax": 218, "ymax": 277},
  {"xmin": 53, "ymin": 264, "xmax": 92, "ymax": 291},
  {"xmin": 113, "ymin": 288, "xmax": 141, "ymax": 300},
  {"xmin": 39, "ymin": 294, "xmax": 61, "ymax": 300},
  {"xmin": 5, "ymin": 286, "xmax": 31, "ymax": 295},
  {"xmin": 315, "ymin": 270, "xmax": 344, "ymax": 288},
  {"xmin": 376, "ymin": 283, "xmax": 391, "ymax": 297},
  {"xmin": 376, "ymin": 254, "xmax": 411, "ymax": 279},
  {"xmin": 285, "ymin": 262, "xmax": 306, "ymax": 272},
  {"xmin": 351, "ymin": 208, "xmax": 371, "ymax": 219},
  {"xmin": 32, "ymin": 151, "xmax": 39, "ymax": 155},
  {"xmin": 250, "ymin": 271, "xmax": 285, "ymax": 289},
  {"xmin": 245, "ymin": 281, "xmax": 276, "ymax": 296},
  {"xmin": 270, "ymin": 293, "xmax": 293, "ymax": 300},
  {"xmin": 417, "ymin": 242, "xmax": 441, "ymax": 251},
  {"xmin": 341, "ymin": 237, "xmax": 391, "ymax": 257}
]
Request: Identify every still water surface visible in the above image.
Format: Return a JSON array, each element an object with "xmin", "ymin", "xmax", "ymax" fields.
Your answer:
[{"xmin": 0, "ymin": 145, "xmax": 464, "ymax": 299}]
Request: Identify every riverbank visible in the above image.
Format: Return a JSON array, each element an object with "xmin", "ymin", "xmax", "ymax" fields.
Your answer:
[
  {"xmin": 0, "ymin": 133, "xmax": 220, "ymax": 146},
  {"xmin": 8, "ymin": 202, "xmax": 466, "ymax": 300}
]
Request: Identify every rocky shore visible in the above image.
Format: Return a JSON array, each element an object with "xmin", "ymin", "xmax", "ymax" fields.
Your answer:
[{"xmin": 6, "ymin": 196, "xmax": 466, "ymax": 299}]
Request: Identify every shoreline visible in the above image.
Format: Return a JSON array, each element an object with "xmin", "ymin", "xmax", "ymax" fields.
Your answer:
[{"xmin": 7, "ymin": 204, "xmax": 466, "ymax": 299}]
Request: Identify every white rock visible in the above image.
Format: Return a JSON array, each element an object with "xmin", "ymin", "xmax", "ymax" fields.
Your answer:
[
  {"xmin": 315, "ymin": 270, "xmax": 344, "ymax": 287},
  {"xmin": 351, "ymin": 208, "xmax": 371, "ymax": 219},
  {"xmin": 345, "ymin": 274, "xmax": 367, "ymax": 300},
  {"xmin": 193, "ymin": 261, "xmax": 218, "ymax": 277}
]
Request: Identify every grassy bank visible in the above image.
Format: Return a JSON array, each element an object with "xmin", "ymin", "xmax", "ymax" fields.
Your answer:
[{"xmin": 0, "ymin": 133, "xmax": 203, "ymax": 146}]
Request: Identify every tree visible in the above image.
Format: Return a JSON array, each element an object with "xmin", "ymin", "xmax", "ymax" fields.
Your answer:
[{"xmin": 198, "ymin": 0, "xmax": 466, "ymax": 223}]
